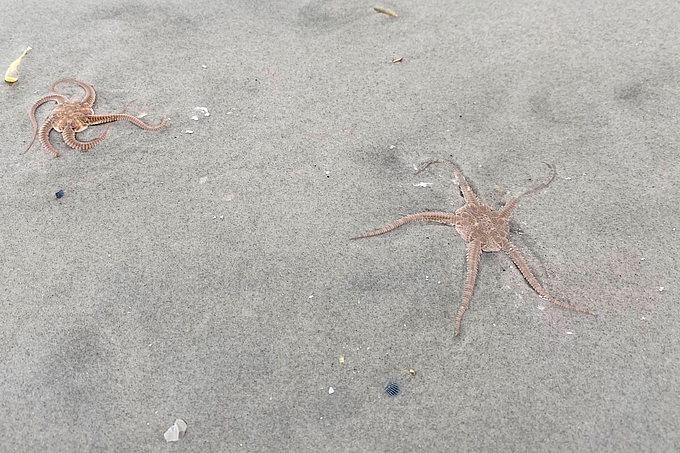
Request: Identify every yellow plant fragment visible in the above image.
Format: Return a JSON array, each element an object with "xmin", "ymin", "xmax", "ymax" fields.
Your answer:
[
  {"xmin": 374, "ymin": 7, "xmax": 398, "ymax": 18},
  {"xmin": 5, "ymin": 46, "xmax": 31, "ymax": 83}
]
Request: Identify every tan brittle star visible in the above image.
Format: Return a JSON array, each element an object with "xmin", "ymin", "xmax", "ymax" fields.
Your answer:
[
  {"xmin": 23, "ymin": 78, "xmax": 167, "ymax": 157},
  {"xmin": 353, "ymin": 158, "xmax": 595, "ymax": 336}
]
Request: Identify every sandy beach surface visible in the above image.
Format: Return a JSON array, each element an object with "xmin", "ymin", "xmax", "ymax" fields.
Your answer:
[{"xmin": 1, "ymin": 1, "xmax": 679, "ymax": 451}]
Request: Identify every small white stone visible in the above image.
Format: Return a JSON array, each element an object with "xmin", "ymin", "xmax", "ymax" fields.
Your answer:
[
  {"xmin": 185, "ymin": 130, "xmax": 194, "ymax": 134},
  {"xmin": 328, "ymin": 387, "xmax": 335, "ymax": 394}
]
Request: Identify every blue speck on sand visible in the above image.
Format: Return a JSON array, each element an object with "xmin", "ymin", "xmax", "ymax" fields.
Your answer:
[{"xmin": 385, "ymin": 382, "xmax": 400, "ymax": 397}]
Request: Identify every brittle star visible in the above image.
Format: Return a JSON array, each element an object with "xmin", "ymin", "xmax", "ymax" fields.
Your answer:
[
  {"xmin": 23, "ymin": 78, "xmax": 167, "ymax": 157},
  {"xmin": 352, "ymin": 158, "xmax": 596, "ymax": 336}
]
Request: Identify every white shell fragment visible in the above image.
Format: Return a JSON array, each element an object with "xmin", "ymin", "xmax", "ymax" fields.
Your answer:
[
  {"xmin": 164, "ymin": 419, "xmax": 188, "ymax": 442},
  {"xmin": 328, "ymin": 387, "xmax": 335, "ymax": 394},
  {"xmin": 195, "ymin": 107, "xmax": 210, "ymax": 117}
]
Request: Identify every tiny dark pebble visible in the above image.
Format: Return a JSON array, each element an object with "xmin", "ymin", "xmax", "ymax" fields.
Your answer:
[
  {"xmin": 385, "ymin": 382, "xmax": 400, "ymax": 397},
  {"xmin": 55, "ymin": 190, "xmax": 64, "ymax": 199}
]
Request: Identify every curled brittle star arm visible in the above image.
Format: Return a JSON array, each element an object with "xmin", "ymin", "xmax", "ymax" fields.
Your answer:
[
  {"xmin": 351, "ymin": 212, "xmax": 458, "ymax": 240},
  {"xmin": 455, "ymin": 239, "xmax": 482, "ymax": 336},
  {"xmin": 62, "ymin": 124, "xmax": 113, "ymax": 151},
  {"xmin": 502, "ymin": 241, "xmax": 596, "ymax": 316},
  {"xmin": 416, "ymin": 158, "xmax": 481, "ymax": 205},
  {"xmin": 38, "ymin": 121, "xmax": 60, "ymax": 157},
  {"xmin": 23, "ymin": 94, "xmax": 68, "ymax": 154},
  {"xmin": 500, "ymin": 163, "xmax": 556, "ymax": 217},
  {"xmin": 87, "ymin": 113, "xmax": 167, "ymax": 131},
  {"xmin": 50, "ymin": 78, "xmax": 97, "ymax": 105}
]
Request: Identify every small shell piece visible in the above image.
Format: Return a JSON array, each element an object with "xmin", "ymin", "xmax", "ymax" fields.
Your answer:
[
  {"xmin": 4, "ymin": 46, "xmax": 31, "ymax": 83},
  {"xmin": 195, "ymin": 107, "xmax": 210, "ymax": 117},
  {"xmin": 164, "ymin": 419, "xmax": 188, "ymax": 442}
]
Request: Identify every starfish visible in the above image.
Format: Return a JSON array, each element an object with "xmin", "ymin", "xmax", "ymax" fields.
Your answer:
[
  {"xmin": 23, "ymin": 78, "xmax": 167, "ymax": 157},
  {"xmin": 352, "ymin": 158, "xmax": 596, "ymax": 336}
]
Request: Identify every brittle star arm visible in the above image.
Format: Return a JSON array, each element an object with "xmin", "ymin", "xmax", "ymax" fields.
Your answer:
[
  {"xmin": 500, "ymin": 163, "xmax": 555, "ymax": 218},
  {"xmin": 502, "ymin": 241, "xmax": 596, "ymax": 315},
  {"xmin": 86, "ymin": 113, "xmax": 167, "ymax": 131},
  {"xmin": 50, "ymin": 78, "xmax": 97, "ymax": 105},
  {"xmin": 22, "ymin": 94, "xmax": 68, "ymax": 153},
  {"xmin": 62, "ymin": 124, "xmax": 113, "ymax": 151},
  {"xmin": 351, "ymin": 212, "xmax": 458, "ymax": 240},
  {"xmin": 416, "ymin": 158, "xmax": 481, "ymax": 205},
  {"xmin": 38, "ymin": 120, "xmax": 61, "ymax": 157},
  {"xmin": 454, "ymin": 239, "xmax": 482, "ymax": 336}
]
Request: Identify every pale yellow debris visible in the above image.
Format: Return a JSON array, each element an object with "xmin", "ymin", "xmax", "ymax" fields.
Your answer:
[
  {"xmin": 409, "ymin": 369, "xmax": 416, "ymax": 375},
  {"xmin": 339, "ymin": 355, "xmax": 345, "ymax": 363},
  {"xmin": 4, "ymin": 47, "xmax": 31, "ymax": 83},
  {"xmin": 374, "ymin": 7, "xmax": 398, "ymax": 18}
]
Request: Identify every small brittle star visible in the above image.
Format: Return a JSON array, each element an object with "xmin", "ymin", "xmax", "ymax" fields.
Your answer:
[
  {"xmin": 23, "ymin": 78, "xmax": 167, "ymax": 157},
  {"xmin": 353, "ymin": 158, "xmax": 596, "ymax": 336}
]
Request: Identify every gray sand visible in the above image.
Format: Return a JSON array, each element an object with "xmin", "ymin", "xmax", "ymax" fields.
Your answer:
[{"xmin": 1, "ymin": 1, "xmax": 679, "ymax": 451}]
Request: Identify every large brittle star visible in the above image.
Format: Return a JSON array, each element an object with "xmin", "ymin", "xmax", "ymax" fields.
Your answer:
[
  {"xmin": 353, "ymin": 158, "xmax": 596, "ymax": 336},
  {"xmin": 23, "ymin": 78, "xmax": 167, "ymax": 157}
]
